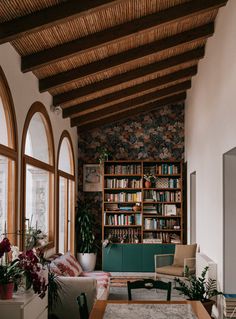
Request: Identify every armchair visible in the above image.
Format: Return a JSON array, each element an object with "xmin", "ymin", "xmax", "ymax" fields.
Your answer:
[{"xmin": 154, "ymin": 244, "xmax": 197, "ymax": 280}]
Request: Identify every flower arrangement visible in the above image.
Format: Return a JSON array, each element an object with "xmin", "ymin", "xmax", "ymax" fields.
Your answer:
[
  {"xmin": 0, "ymin": 238, "xmax": 23, "ymax": 285},
  {"xmin": 0, "ymin": 237, "xmax": 47, "ymax": 299}
]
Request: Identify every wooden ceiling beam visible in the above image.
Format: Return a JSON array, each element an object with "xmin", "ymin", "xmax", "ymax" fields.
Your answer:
[
  {"xmin": 62, "ymin": 48, "xmax": 203, "ymax": 118},
  {"xmin": 71, "ymin": 80, "xmax": 191, "ymax": 126},
  {"xmin": 57, "ymin": 65, "xmax": 197, "ymax": 109},
  {"xmin": 53, "ymin": 27, "xmax": 205, "ymax": 107},
  {"xmin": 40, "ymin": 24, "xmax": 210, "ymax": 93},
  {"xmin": 22, "ymin": 0, "xmax": 226, "ymax": 72},
  {"xmin": 0, "ymin": 1, "xmax": 120, "ymax": 44},
  {"xmin": 76, "ymin": 92, "xmax": 186, "ymax": 132}
]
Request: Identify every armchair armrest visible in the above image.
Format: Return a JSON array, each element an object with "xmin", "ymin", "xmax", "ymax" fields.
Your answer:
[
  {"xmin": 154, "ymin": 254, "xmax": 174, "ymax": 269},
  {"xmin": 52, "ymin": 276, "xmax": 97, "ymax": 319},
  {"xmin": 184, "ymin": 257, "xmax": 196, "ymax": 274}
]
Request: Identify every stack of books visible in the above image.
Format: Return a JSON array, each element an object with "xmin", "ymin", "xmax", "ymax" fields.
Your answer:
[{"xmin": 223, "ymin": 294, "xmax": 236, "ymax": 318}]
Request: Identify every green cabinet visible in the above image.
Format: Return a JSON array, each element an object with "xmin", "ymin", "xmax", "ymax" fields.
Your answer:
[
  {"xmin": 102, "ymin": 244, "xmax": 175, "ymax": 272},
  {"xmin": 102, "ymin": 244, "xmax": 123, "ymax": 271},
  {"xmin": 122, "ymin": 244, "xmax": 143, "ymax": 271}
]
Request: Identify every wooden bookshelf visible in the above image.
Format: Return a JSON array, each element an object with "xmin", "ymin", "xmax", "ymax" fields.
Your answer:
[{"xmin": 102, "ymin": 160, "xmax": 184, "ymax": 245}]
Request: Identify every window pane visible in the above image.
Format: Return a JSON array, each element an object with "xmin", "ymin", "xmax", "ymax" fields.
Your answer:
[
  {"xmin": 68, "ymin": 180, "xmax": 75, "ymax": 252},
  {"xmin": 59, "ymin": 177, "xmax": 67, "ymax": 253},
  {"xmin": 0, "ymin": 98, "xmax": 9, "ymax": 147},
  {"xmin": 0, "ymin": 155, "xmax": 15, "ymax": 241},
  {"xmin": 58, "ymin": 138, "xmax": 73, "ymax": 175},
  {"xmin": 25, "ymin": 164, "xmax": 52, "ymax": 235},
  {"xmin": 25, "ymin": 112, "xmax": 50, "ymax": 164}
]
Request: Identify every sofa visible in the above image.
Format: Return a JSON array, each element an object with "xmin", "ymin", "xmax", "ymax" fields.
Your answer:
[{"xmin": 48, "ymin": 252, "xmax": 110, "ymax": 319}]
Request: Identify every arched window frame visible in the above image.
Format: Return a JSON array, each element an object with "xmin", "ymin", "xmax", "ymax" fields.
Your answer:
[
  {"xmin": 21, "ymin": 102, "xmax": 55, "ymax": 249},
  {"xmin": 0, "ymin": 67, "xmax": 18, "ymax": 244},
  {"xmin": 57, "ymin": 131, "xmax": 75, "ymax": 253}
]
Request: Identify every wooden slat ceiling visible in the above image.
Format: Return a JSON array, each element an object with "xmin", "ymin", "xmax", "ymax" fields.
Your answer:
[{"xmin": 0, "ymin": 0, "xmax": 228, "ymax": 132}]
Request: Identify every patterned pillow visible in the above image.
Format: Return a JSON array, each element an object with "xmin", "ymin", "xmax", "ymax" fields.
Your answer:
[{"xmin": 51, "ymin": 252, "xmax": 83, "ymax": 277}]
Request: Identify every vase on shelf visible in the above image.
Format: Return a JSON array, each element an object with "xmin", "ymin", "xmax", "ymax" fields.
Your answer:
[
  {"xmin": 144, "ymin": 181, "xmax": 151, "ymax": 188},
  {"xmin": 0, "ymin": 282, "xmax": 14, "ymax": 300}
]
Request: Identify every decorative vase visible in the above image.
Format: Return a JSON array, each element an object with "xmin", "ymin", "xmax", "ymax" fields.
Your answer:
[
  {"xmin": 0, "ymin": 282, "xmax": 14, "ymax": 300},
  {"xmin": 145, "ymin": 181, "xmax": 151, "ymax": 188}
]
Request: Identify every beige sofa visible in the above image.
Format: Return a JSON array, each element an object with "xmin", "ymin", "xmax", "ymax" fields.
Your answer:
[{"xmin": 49, "ymin": 252, "xmax": 110, "ymax": 319}]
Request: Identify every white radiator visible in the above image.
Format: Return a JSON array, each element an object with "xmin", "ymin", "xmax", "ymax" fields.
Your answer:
[{"xmin": 196, "ymin": 253, "xmax": 217, "ymax": 281}]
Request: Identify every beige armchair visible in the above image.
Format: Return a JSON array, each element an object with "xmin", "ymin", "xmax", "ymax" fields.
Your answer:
[{"xmin": 154, "ymin": 244, "xmax": 197, "ymax": 280}]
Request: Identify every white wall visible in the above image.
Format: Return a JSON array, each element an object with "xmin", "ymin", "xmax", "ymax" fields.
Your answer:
[
  {"xmin": 0, "ymin": 43, "xmax": 78, "ymax": 245},
  {"xmin": 185, "ymin": 0, "xmax": 236, "ymax": 300}
]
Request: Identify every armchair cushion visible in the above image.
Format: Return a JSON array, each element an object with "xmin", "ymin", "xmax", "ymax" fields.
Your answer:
[
  {"xmin": 156, "ymin": 265, "xmax": 195, "ymax": 277},
  {"xmin": 173, "ymin": 244, "xmax": 197, "ymax": 267}
]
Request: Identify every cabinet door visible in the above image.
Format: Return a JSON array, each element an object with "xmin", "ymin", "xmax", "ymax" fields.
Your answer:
[
  {"xmin": 142, "ymin": 244, "xmax": 163, "ymax": 272},
  {"xmin": 122, "ymin": 244, "xmax": 142, "ymax": 271},
  {"xmin": 102, "ymin": 244, "xmax": 123, "ymax": 271}
]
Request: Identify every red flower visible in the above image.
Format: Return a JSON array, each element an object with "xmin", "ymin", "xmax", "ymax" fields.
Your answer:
[{"xmin": 0, "ymin": 238, "xmax": 11, "ymax": 258}]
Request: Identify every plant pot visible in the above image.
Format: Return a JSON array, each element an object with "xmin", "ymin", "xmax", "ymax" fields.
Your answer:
[
  {"xmin": 144, "ymin": 181, "xmax": 151, "ymax": 188},
  {"xmin": 77, "ymin": 253, "xmax": 97, "ymax": 271},
  {"xmin": 202, "ymin": 299, "xmax": 215, "ymax": 316},
  {"xmin": 0, "ymin": 282, "xmax": 14, "ymax": 300}
]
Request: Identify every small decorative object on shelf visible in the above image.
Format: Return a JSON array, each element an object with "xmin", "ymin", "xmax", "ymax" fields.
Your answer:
[{"xmin": 102, "ymin": 160, "xmax": 183, "ymax": 245}]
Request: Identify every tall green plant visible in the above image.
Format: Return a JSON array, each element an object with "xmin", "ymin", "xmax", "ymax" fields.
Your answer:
[
  {"xmin": 174, "ymin": 266, "xmax": 222, "ymax": 301},
  {"xmin": 76, "ymin": 201, "xmax": 97, "ymax": 253}
]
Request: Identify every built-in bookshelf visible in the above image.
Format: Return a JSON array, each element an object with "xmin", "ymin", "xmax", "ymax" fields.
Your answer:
[{"xmin": 102, "ymin": 160, "xmax": 184, "ymax": 245}]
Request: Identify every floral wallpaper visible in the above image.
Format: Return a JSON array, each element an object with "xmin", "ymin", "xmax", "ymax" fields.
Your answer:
[{"xmin": 77, "ymin": 103, "xmax": 184, "ymax": 267}]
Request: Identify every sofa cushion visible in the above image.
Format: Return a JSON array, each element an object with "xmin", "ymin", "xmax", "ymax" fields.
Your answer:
[
  {"xmin": 51, "ymin": 252, "xmax": 83, "ymax": 277},
  {"xmin": 173, "ymin": 244, "xmax": 197, "ymax": 267}
]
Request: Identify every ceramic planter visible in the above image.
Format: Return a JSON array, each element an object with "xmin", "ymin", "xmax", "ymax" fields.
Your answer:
[
  {"xmin": 77, "ymin": 253, "xmax": 97, "ymax": 271},
  {"xmin": 0, "ymin": 282, "xmax": 14, "ymax": 299}
]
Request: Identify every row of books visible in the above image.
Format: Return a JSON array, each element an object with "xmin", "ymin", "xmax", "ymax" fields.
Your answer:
[
  {"xmin": 105, "ymin": 228, "xmax": 141, "ymax": 244},
  {"xmin": 105, "ymin": 192, "xmax": 142, "ymax": 202},
  {"xmin": 105, "ymin": 213, "xmax": 141, "ymax": 226},
  {"xmin": 144, "ymin": 218, "xmax": 180, "ymax": 230},
  {"xmin": 143, "ymin": 203, "xmax": 181, "ymax": 216},
  {"xmin": 143, "ymin": 164, "xmax": 179, "ymax": 175},
  {"xmin": 105, "ymin": 178, "xmax": 142, "ymax": 188},
  {"xmin": 143, "ymin": 232, "xmax": 181, "ymax": 244},
  {"xmin": 144, "ymin": 191, "xmax": 181, "ymax": 202},
  {"xmin": 155, "ymin": 178, "xmax": 180, "ymax": 189},
  {"xmin": 105, "ymin": 164, "xmax": 141, "ymax": 175}
]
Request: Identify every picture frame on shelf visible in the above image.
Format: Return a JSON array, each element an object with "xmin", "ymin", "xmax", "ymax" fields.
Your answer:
[{"xmin": 83, "ymin": 164, "xmax": 102, "ymax": 192}]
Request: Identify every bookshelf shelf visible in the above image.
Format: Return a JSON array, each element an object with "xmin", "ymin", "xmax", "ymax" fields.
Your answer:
[{"xmin": 102, "ymin": 160, "xmax": 184, "ymax": 245}]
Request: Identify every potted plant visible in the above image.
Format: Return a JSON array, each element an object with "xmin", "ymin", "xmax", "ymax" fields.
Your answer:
[
  {"xmin": 143, "ymin": 174, "xmax": 156, "ymax": 188},
  {"xmin": 174, "ymin": 266, "xmax": 222, "ymax": 315},
  {"xmin": 76, "ymin": 200, "xmax": 98, "ymax": 271}
]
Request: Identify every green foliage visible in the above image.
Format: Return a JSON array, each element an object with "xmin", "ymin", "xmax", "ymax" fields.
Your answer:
[
  {"xmin": 97, "ymin": 147, "xmax": 112, "ymax": 163},
  {"xmin": 76, "ymin": 201, "xmax": 97, "ymax": 253},
  {"xmin": 48, "ymin": 270, "xmax": 63, "ymax": 313},
  {"xmin": 174, "ymin": 266, "xmax": 222, "ymax": 302},
  {"xmin": 0, "ymin": 259, "xmax": 24, "ymax": 285}
]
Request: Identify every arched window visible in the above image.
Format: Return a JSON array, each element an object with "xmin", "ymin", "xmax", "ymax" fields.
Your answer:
[
  {"xmin": 22, "ymin": 102, "xmax": 55, "ymax": 248},
  {"xmin": 57, "ymin": 131, "xmax": 75, "ymax": 253},
  {"xmin": 0, "ymin": 67, "xmax": 17, "ymax": 243}
]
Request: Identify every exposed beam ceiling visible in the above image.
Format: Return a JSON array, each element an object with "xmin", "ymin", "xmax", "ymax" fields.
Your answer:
[
  {"xmin": 21, "ymin": 0, "xmax": 224, "ymax": 73},
  {"xmin": 76, "ymin": 92, "xmax": 187, "ymax": 131},
  {"xmin": 41, "ymin": 25, "xmax": 210, "ymax": 93},
  {"xmin": 63, "ymin": 65, "xmax": 198, "ymax": 118},
  {"xmin": 1, "ymin": 0, "xmax": 228, "ymax": 130},
  {"xmin": 0, "ymin": 1, "xmax": 121, "ymax": 45},
  {"xmin": 71, "ymin": 81, "xmax": 191, "ymax": 126}
]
